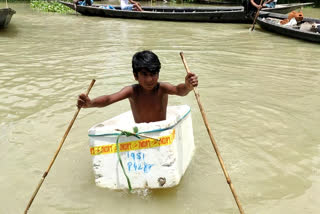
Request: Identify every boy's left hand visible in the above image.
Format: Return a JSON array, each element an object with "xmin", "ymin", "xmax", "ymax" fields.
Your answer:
[{"xmin": 185, "ymin": 72, "xmax": 198, "ymax": 89}]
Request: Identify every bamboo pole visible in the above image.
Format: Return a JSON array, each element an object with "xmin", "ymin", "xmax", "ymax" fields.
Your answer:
[
  {"xmin": 24, "ymin": 79, "xmax": 96, "ymax": 214},
  {"xmin": 179, "ymin": 52, "xmax": 244, "ymax": 214},
  {"xmin": 251, "ymin": 0, "xmax": 264, "ymax": 31}
]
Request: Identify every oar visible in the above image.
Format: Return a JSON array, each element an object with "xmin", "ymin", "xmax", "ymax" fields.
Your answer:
[
  {"xmin": 180, "ymin": 52, "xmax": 245, "ymax": 214},
  {"xmin": 251, "ymin": 0, "xmax": 264, "ymax": 31},
  {"xmin": 24, "ymin": 79, "xmax": 96, "ymax": 214}
]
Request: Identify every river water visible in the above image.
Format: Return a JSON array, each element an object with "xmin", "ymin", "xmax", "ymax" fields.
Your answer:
[{"xmin": 1, "ymin": 2, "xmax": 320, "ymax": 214}]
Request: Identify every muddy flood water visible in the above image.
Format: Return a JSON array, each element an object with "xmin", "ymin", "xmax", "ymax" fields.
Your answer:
[{"xmin": 1, "ymin": 2, "xmax": 320, "ymax": 214}]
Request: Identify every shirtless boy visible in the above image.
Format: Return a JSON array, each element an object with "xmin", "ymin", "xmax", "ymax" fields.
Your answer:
[{"xmin": 77, "ymin": 50, "xmax": 198, "ymax": 123}]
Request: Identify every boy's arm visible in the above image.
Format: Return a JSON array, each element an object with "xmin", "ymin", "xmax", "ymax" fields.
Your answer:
[
  {"xmin": 162, "ymin": 72, "xmax": 198, "ymax": 96},
  {"xmin": 77, "ymin": 86, "xmax": 133, "ymax": 108}
]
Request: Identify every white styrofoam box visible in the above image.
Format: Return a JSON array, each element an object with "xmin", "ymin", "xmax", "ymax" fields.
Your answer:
[{"xmin": 88, "ymin": 105, "xmax": 195, "ymax": 189}]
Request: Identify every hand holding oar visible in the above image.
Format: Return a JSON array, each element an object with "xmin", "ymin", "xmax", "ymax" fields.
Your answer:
[
  {"xmin": 251, "ymin": 0, "xmax": 264, "ymax": 31},
  {"xmin": 24, "ymin": 79, "xmax": 96, "ymax": 214},
  {"xmin": 179, "ymin": 52, "xmax": 244, "ymax": 214}
]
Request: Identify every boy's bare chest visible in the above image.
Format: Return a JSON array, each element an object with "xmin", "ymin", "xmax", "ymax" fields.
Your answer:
[
  {"xmin": 133, "ymin": 92, "xmax": 165, "ymax": 108},
  {"xmin": 129, "ymin": 90, "xmax": 168, "ymax": 123}
]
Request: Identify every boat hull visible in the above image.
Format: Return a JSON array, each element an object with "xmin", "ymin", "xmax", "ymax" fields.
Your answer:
[
  {"xmin": 257, "ymin": 12, "xmax": 320, "ymax": 43},
  {"xmin": 0, "ymin": 8, "xmax": 16, "ymax": 28},
  {"xmin": 262, "ymin": 3, "xmax": 313, "ymax": 14},
  {"xmin": 88, "ymin": 105, "xmax": 195, "ymax": 190},
  {"xmin": 59, "ymin": 1, "xmax": 313, "ymax": 23}
]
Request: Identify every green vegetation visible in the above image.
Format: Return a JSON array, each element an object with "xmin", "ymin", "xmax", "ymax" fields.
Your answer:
[{"xmin": 30, "ymin": 0, "xmax": 73, "ymax": 13}]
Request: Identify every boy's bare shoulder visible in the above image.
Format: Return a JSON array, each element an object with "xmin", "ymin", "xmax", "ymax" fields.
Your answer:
[
  {"xmin": 116, "ymin": 85, "xmax": 135, "ymax": 97},
  {"xmin": 126, "ymin": 84, "xmax": 141, "ymax": 97},
  {"xmin": 159, "ymin": 82, "xmax": 173, "ymax": 88},
  {"xmin": 159, "ymin": 82, "xmax": 176, "ymax": 93}
]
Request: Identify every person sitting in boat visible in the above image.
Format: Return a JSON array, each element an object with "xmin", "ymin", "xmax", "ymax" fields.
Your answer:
[
  {"xmin": 73, "ymin": 0, "xmax": 93, "ymax": 6},
  {"xmin": 120, "ymin": 0, "xmax": 143, "ymax": 11},
  {"xmin": 243, "ymin": 0, "xmax": 262, "ymax": 19},
  {"xmin": 77, "ymin": 50, "xmax": 198, "ymax": 123},
  {"xmin": 263, "ymin": 0, "xmax": 277, "ymax": 8}
]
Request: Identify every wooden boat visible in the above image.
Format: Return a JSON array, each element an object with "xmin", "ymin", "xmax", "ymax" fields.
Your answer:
[
  {"xmin": 88, "ymin": 105, "xmax": 195, "ymax": 189},
  {"xmin": 257, "ymin": 12, "xmax": 320, "ymax": 43},
  {"xmin": 0, "ymin": 8, "xmax": 15, "ymax": 28},
  {"xmin": 257, "ymin": 3, "xmax": 313, "ymax": 14},
  {"xmin": 59, "ymin": 1, "xmax": 313, "ymax": 23}
]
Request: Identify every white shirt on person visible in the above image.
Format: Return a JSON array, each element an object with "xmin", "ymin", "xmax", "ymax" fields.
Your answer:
[{"xmin": 120, "ymin": 0, "xmax": 129, "ymax": 9}]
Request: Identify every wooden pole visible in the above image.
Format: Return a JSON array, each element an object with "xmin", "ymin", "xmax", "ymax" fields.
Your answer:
[
  {"xmin": 179, "ymin": 52, "xmax": 245, "ymax": 214},
  {"xmin": 251, "ymin": 0, "xmax": 264, "ymax": 31},
  {"xmin": 24, "ymin": 79, "xmax": 96, "ymax": 214}
]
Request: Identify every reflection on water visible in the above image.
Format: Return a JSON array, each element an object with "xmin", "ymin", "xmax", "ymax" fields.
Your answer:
[{"xmin": 1, "ymin": 3, "xmax": 320, "ymax": 214}]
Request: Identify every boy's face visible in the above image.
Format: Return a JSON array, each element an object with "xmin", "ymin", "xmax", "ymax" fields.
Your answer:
[{"xmin": 135, "ymin": 68, "xmax": 159, "ymax": 91}]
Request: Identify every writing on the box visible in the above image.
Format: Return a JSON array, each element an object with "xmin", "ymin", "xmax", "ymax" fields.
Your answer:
[
  {"xmin": 127, "ymin": 151, "xmax": 154, "ymax": 173},
  {"xmin": 90, "ymin": 129, "xmax": 175, "ymax": 156}
]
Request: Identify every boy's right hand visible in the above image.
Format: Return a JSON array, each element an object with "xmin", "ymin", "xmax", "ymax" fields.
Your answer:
[{"xmin": 77, "ymin": 93, "xmax": 91, "ymax": 108}]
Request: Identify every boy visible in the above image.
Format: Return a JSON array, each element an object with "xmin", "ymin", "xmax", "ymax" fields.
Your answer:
[{"xmin": 77, "ymin": 50, "xmax": 198, "ymax": 123}]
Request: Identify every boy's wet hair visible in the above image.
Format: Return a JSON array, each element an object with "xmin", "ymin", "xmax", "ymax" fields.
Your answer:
[{"xmin": 132, "ymin": 50, "xmax": 161, "ymax": 77}]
